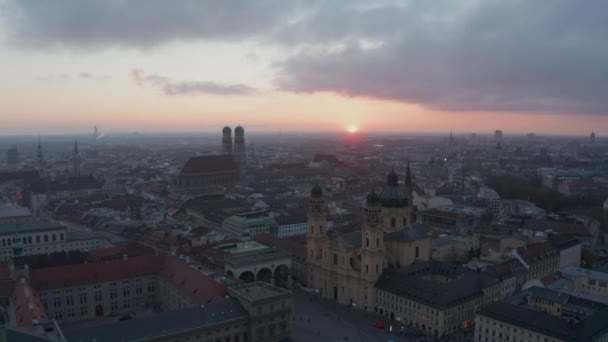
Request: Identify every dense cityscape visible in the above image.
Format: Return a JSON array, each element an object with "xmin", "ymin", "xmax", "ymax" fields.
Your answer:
[
  {"xmin": 0, "ymin": 127, "xmax": 607, "ymax": 341},
  {"xmin": 2, "ymin": 1, "xmax": 608, "ymax": 341}
]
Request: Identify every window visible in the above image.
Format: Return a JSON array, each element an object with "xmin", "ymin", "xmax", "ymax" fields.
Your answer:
[
  {"xmin": 36, "ymin": 236, "xmax": 40, "ymax": 243},
  {"xmin": 415, "ymin": 246, "xmax": 420, "ymax": 258},
  {"xmin": 79, "ymin": 293, "xmax": 87, "ymax": 304},
  {"xmin": 403, "ymin": 217, "xmax": 407, "ymax": 226},
  {"xmin": 333, "ymin": 253, "xmax": 338, "ymax": 265},
  {"xmin": 376, "ymin": 238, "xmax": 379, "ymax": 248},
  {"xmin": 366, "ymin": 238, "xmax": 369, "ymax": 247},
  {"xmin": 44, "ymin": 235, "xmax": 48, "ymax": 242},
  {"xmin": 391, "ymin": 218, "xmax": 396, "ymax": 227}
]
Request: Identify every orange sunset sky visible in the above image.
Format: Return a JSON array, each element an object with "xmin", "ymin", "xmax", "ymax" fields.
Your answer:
[{"xmin": 1, "ymin": 1, "xmax": 606, "ymax": 135}]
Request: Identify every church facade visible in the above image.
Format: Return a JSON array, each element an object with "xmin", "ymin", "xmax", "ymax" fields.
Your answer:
[{"xmin": 307, "ymin": 169, "xmax": 431, "ymax": 311}]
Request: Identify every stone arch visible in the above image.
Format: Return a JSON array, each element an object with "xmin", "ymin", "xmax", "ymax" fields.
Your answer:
[
  {"xmin": 256, "ymin": 268, "xmax": 272, "ymax": 283},
  {"xmin": 226, "ymin": 270, "xmax": 235, "ymax": 278},
  {"xmin": 239, "ymin": 271, "xmax": 255, "ymax": 283},
  {"xmin": 273, "ymin": 264, "xmax": 289, "ymax": 288}
]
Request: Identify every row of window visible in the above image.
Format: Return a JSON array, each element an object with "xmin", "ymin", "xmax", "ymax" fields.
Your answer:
[{"xmin": 0, "ymin": 232, "xmax": 65, "ymax": 247}]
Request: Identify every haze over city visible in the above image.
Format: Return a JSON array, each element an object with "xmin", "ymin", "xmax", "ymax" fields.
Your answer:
[
  {"xmin": 2, "ymin": 2, "xmax": 608, "ymax": 342},
  {"xmin": 1, "ymin": 1, "xmax": 608, "ymax": 135}
]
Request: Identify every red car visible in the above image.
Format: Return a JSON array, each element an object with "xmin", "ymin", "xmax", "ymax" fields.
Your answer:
[{"xmin": 374, "ymin": 320, "xmax": 385, "ymax": 330}]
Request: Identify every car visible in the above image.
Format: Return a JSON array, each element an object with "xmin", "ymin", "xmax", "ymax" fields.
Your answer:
[
  {"xmin": 374, "ymin": 320, "xmax": 385, "ymax": 330},
  {"xmin": 118, "ymin": 314, "xmax": 133, "ymax": 321}
]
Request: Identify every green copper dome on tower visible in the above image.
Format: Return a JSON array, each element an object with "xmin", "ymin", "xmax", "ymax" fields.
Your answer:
[{"xmin": 379, "ymin": 168, "xmax": 409, "ymax": 208}]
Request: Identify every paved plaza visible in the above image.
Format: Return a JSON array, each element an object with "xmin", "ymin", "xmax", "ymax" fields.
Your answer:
[{"xmin": 291, "ymin": 289, "xmax": 473, "ymax": 342}]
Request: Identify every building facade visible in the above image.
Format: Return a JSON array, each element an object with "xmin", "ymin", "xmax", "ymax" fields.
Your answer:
[
  {"xmin": 0, "ymin": 220, "xmax": 113, "ymax": 261},
  {"xmin": 375, "ymin": 261, "xmax": 500, "ymax": 338},
  {"xmin": 307, "ymin": 170, "xmax": 431, "ymax": 310}
]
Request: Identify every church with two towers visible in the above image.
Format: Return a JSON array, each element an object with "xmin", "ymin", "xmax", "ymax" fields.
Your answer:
[{"xmin": 307, "ymin": 168, "xmax": 431, "ymax": 311}]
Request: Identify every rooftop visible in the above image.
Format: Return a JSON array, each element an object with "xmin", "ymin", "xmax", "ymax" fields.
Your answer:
[
  {"xmin": 62, "ymin": 299, "xmax": 247, "ymax": 342},
  {"xmin": 228, "ymin": 281, "xmax": 290, "ymax": 302},
  {"xmin": 181, "ymin": 154, "xmax": 238, "ymax": 175},
  {"xmin": 479, "ymin": 297, "xmax": 608, "ymax": 341},
  {"xmin": 0, "ymin": 220, "xmax": 64, "ymax": 235},
  {"xmin": 384, "ymin": 224, "xmax": 431, "ymax": 242},
  {"xmin": 0, "ymin": 204, "xmax": 32, "ymax": 219},
  {"xmin": 376, "ymin": 260, "xmax": 499, "ymax": 310},
  {"xmin": 561, "ymin": 266, "xmax": 608, "ymax": 283}
]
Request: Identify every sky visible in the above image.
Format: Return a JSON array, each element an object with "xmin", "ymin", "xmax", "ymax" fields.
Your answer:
[{"xmin": 0, "ymin": 0, "xmax": 607, "ymax": 135}]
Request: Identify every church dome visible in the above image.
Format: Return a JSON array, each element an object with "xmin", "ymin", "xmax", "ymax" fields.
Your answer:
[
  {"xmin": 311, "ymin": 184, "xmax": 323, "ymax": 197},
  {"xmin": 235, "ymin": 126, "xmax": 244, "ymax": 135},
  {"xmin": 380, "ymin": 169, "xmax": 409, "ymax": 208},
  {"xmin": 223, "ymin": 126, "xmax": 232, "ymax": 134},
  {"xmin": 366, "ymin": 191, "xmax": 380, "ymax": 205}
]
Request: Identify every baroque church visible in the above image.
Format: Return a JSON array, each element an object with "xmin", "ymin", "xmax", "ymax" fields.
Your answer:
[{"xmin": 307, "ymin": 168, "xmax": 431, "ymax": 310}]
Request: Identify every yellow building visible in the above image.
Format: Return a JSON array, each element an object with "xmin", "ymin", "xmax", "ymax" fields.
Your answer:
[{"xmin": 307, "ymin": 170, "xmax": 431, "ymax": 311}]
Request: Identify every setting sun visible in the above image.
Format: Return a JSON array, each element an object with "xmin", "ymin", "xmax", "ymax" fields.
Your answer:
[{"xmin": 346, "ymin": 124, "xmax": 359, "ymax": 134}]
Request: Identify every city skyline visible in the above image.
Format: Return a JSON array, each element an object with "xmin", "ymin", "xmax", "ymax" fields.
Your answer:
[{"xmin": 1, "ymin": 1, "xmax": 608, "ymax": 135}]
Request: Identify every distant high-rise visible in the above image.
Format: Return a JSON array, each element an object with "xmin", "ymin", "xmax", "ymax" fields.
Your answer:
[
  {"xmin": 94, "ymin": 126, "xmax": 99, "ymax": 140},
  {"xmin": 72, "ymin": 141, "xmax": 81, "ymax": 178},
  {"xmin": 37, "ymin": 137, "xmax": 46, "ymax": 177},
  {"xmin": 6, "ymin": 145, "xmax": 18, "ymax": 168},
  {"xmin": 449, "ymin": 132, "xmax": 455, "ymax": 144},
  {"xmin": 590, "ymin": 131, "xmax": 596, "ymax": 143},
  {"xmin": 494, "ymin": 130, "xmax": 503, "ymax": 142},
  {"xmin": 222, "ymin": 126, "xmax": 233, "ymax": 154}
]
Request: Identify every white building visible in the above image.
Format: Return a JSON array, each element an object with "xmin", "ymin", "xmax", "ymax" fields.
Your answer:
[
  {"xmin": 0, "ymin": 220, "xmax": 118, "ymax": 260},
  {"xmin": 477, "ymin": 187, "xmax": 501, "ymax": 216}
]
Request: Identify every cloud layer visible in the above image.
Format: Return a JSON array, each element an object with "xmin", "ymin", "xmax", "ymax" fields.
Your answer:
[
  {"xmin": 5, "ymin": 0, "xmax": 608, "ymax": 114},
  {"xmin": 131, "ymin": 69, "xmax": 256, "ymax": 96}
]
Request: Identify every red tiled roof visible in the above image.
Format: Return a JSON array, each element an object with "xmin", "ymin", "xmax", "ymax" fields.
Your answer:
[
  {"xmin": 516, "ymin": 242, "xmax": 558, "ymax": 263},
  {"xmin": 29, "ymin": 253, "xmax": 226, "ymax": 305},
  {"xmin": 160, "ymin": 255, "xmax": 226, "ymax": 304},
  {"xmin": 0, "ymin": 280, "xmax": 13, "ymax": 297},
  {"xmin": 13, "ymin": 277, "xmax": 48, "ymax": 327},
  {"xmin": 180, "ymin": 155, "xmax": 238, "ymax": 175},
  {"xmin": 30, "ymin": 254, "xmax": 162, "ymax": 290},
  {"xmin": 541, "ymin": 272, "xmax": 564, "ymax": 286},
  {"xmin": 87, "ymin": 246, "xmax": 126, "ymax": 259}
]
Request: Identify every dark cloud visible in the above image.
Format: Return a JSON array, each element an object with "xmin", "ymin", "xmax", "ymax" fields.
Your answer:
[
  {"xmin": 131, "ymin": 69, "xmax": 256, "ymax": 96},
  {"xmin": 7, "ymin": 1, "xmax": 608, "ymax": 113},
  {"xmin": 275, "ymin": 1, "xmax": 608, "ymax": 114},
  {"xmin": 6, "ymin": 0, "xmax": 303, "ymax": 48}
]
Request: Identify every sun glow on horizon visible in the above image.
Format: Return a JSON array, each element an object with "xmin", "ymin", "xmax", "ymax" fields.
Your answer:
[{"xmin": 346, "ymin": 124, "xmax": 359, "ymax": 134}]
